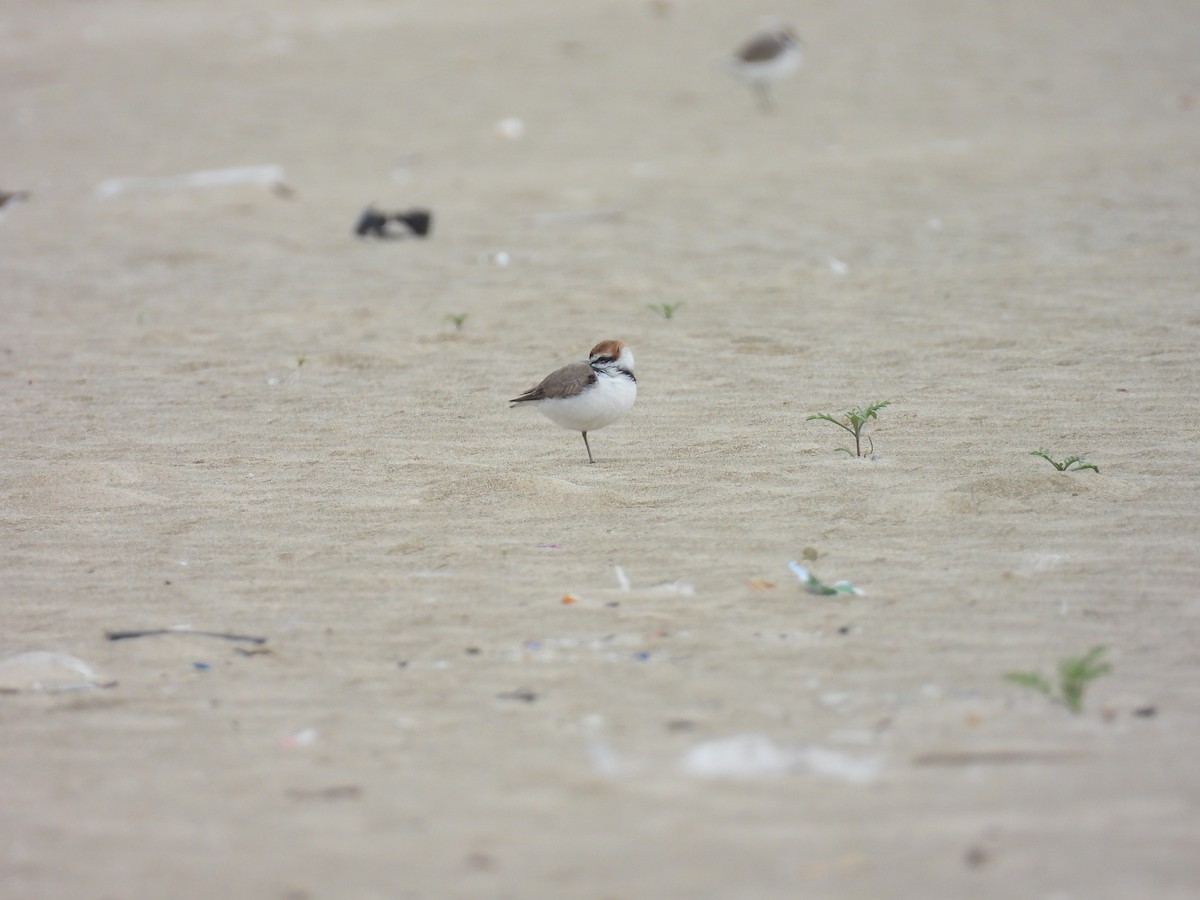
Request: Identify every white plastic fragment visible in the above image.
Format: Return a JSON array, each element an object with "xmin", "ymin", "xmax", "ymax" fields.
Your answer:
[
  {"xmin": 0, "ymin": 651, "xmax": 116, "ymax": 693},
  {"xmin": 651, "ymin": 581, "xmax": 695, "ymax": 595},
  {"xmin": 828, "ymin": 257, "xmax": 849, "ymax": 275},
  {"xmin": 680, "ymin": 734, "xmax": 883, "ymax": 784},
  {"xmin": 614, "ymin": 565, "xmax": 631, "ymax": 592},
  {"xmin": 96, "ymin": 165, "xmax": 289, "ymax": 198},
  {"xmin": 681, "ymin": 734, "xmax": 794, "ymax": 778}
]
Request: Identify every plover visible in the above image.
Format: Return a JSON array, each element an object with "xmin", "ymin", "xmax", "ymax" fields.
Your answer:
[
  {"xmin": 727, "ymin": 27, "xmax": 803, "ymax": 111},
  {"xmin": 510, "ymin": 339, "xmax": 637, "ymax": 464}
]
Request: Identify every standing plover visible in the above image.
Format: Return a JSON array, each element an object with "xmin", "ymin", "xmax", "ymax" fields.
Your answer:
[
  {"xmin": 727, "ymin": 27, "xmax": 803, "ymax": 111},
  {"xmin": 510, "ymin": 340, "xmax": 637, "ymax": 463}
]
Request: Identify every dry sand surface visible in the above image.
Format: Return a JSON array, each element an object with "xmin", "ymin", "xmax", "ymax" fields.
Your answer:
[{"xmin": 3, "ymin": 1, "xmax": 1200, "ymax": 897}]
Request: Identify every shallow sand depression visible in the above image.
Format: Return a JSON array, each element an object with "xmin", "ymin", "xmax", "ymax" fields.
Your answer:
[{"xmin": 3, "ymin": 1, "xmax": 1200, "ymax": 897}]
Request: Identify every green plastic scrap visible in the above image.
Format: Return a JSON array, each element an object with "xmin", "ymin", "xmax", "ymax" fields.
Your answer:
[{"xmin": 788, "ymin": 561, "xmax": 863, "ymax": 596}]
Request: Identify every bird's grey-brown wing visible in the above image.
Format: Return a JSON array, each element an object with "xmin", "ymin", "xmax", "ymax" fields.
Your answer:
[
  {"xmin": 510, "ymin": 361, "xmax": 596, "ymax": 405},
  {"xmin": 737, "ymin": 32, "xmax": 786, "ymax": 63}
]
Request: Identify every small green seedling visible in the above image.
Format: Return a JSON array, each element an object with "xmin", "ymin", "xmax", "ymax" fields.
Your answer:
[
  {"xmin": 296, "ymin": 355, "xmax": 306, "ymax": 367},
  {"xmin": 446, "ymin": 313, "xmax": 469, "ymax": 331},
  {"xmin": 647, "ymin": 301, "xmax": 683, "ymax": 320},
  {"xmin": 1005, "ymin": 646, "xmax": 1112, "ymax": 713},
  {"xmin": 1031, "ymin": 449, "xmax": 1099, "ymax": 473},
  {"xmin": 807, "ymin": 400, "xmax": 891, "ymax": 457}
]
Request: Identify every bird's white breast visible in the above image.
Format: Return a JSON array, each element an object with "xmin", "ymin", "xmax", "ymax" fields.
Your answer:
[
  {"xmin": 537, "ymin": 371, "xmax": 636, "ymax": 432},
  {"xmin": 735, "ymin": 43, "xmax": 801, "ymax": 84}
]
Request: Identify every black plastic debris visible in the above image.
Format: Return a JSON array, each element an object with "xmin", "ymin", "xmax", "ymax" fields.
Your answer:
[{"xmin": 354, "ymin": 205, "xmax": 433, "ymax": 239}]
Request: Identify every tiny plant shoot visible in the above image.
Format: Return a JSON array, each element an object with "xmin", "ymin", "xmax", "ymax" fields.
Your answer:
[
  {"xmin": 807, "ymin": 400, "xmax": 891, "ymax": 457},
  {"xmin": 446, "ymin": 313, "xmax": 469, "ymax": 331},
  {"xmin": 647, "ymin": 301, "xmax": 683, "ymax": 320},
  {"xmin": 1031, "ymin": 449, "xmax": 1099, "ymax": 473},
  {"xmin": 1005, "ymin": 646, "xmax": 1112, "ymax": 714}
]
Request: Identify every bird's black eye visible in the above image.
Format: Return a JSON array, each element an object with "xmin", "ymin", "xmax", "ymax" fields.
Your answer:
[{"xmin": 594, "ymin": 355, "xmax": 615, "ymax": 364}]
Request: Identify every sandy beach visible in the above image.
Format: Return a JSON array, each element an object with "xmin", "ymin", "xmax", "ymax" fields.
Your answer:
[{"xmin": 3, "ymin": 1, "xmax": 1200, "ymax": 897}]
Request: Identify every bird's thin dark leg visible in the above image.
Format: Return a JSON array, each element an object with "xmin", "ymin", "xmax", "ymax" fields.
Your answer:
[
  {"xmin": 753, "ymin": 82, "xmax": 774, "ymax": 112},
  {"xmin": 581, "ymin": 431, "xmax": 595, "ymax": 464}
]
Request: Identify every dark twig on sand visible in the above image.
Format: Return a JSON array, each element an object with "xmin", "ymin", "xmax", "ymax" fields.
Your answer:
[{"xmin": 105, "ymin": 628, "xmax": 267, "ymax": 645}]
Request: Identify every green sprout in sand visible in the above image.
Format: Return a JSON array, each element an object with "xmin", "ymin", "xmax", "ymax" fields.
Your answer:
[
  {"xmin": 446, "ymin": 313, "xmax": 470, "ymax": 332},
  {"xmin": 1005, "ymin": 646, "xmax": 1112, "ymax": 714},
  {"xmin": 807, "ymin": 400, "xmax": 891, "ymax": 457},
  {"xmin": 1031, "ymin": 449, "xmax": 1099, "ymax": 473},
  {"xmin": 647, "ymin": 301, "xmax": 683, "ymax": 320}
]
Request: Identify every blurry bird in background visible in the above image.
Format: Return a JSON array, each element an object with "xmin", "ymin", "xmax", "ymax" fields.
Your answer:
[{"xmin": 725, "ymin": 25, "xmax": 804, "ymax": 112}]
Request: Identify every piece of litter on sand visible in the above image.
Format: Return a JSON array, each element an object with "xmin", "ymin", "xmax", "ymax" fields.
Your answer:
[
  {"xmin": 561, "ymin": 594, "xmax": 578, "ymax": 605},
  {"xmin": 828, "ymin": 257, "xmax": 849, "ymax": 275},
  {"xmin": 681, "ymin": 734, "xmax": 794, "ymax": 778},
  {"xmin": 651, "ymin": 580, "xmax": 695, "ymax": 595},
  {"xmin": 681, "ymin": 734, "xmax": 882, "ymax": 783},
  {"xmin": 96, "ymin": 165, "xmax": 291, "ymax": 198},
  {"xmin": 614, "ymin": 566, "xmax": 631, "ymax": 591},
  {"xmin": 279, "ymin": 727, "xmax": 318, "ymax": 749},
  {"xmin": 105, "ymin": 626, "xmax": 267, "ymax": 644},
  {"xmin": 788, "ymin": 561, "xmax": 863, "ymax": 596},
  {"xmin": 496, "ymin": 688, "xmax": 539, "ymax": 703},
  {"xmin": 0, "ymin": 651, "xmax": 117, "ymax": 694},
  {"xmin": 748, "ymin": 578, "xmax": 777, "ymax": 591},
  {"xmin": 192, "ymin": 661, "xmax": 211, "ymax": 671},
  {"xmin": 233, "ymin": 646, "xmax": 273, "ymax": 657}
]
